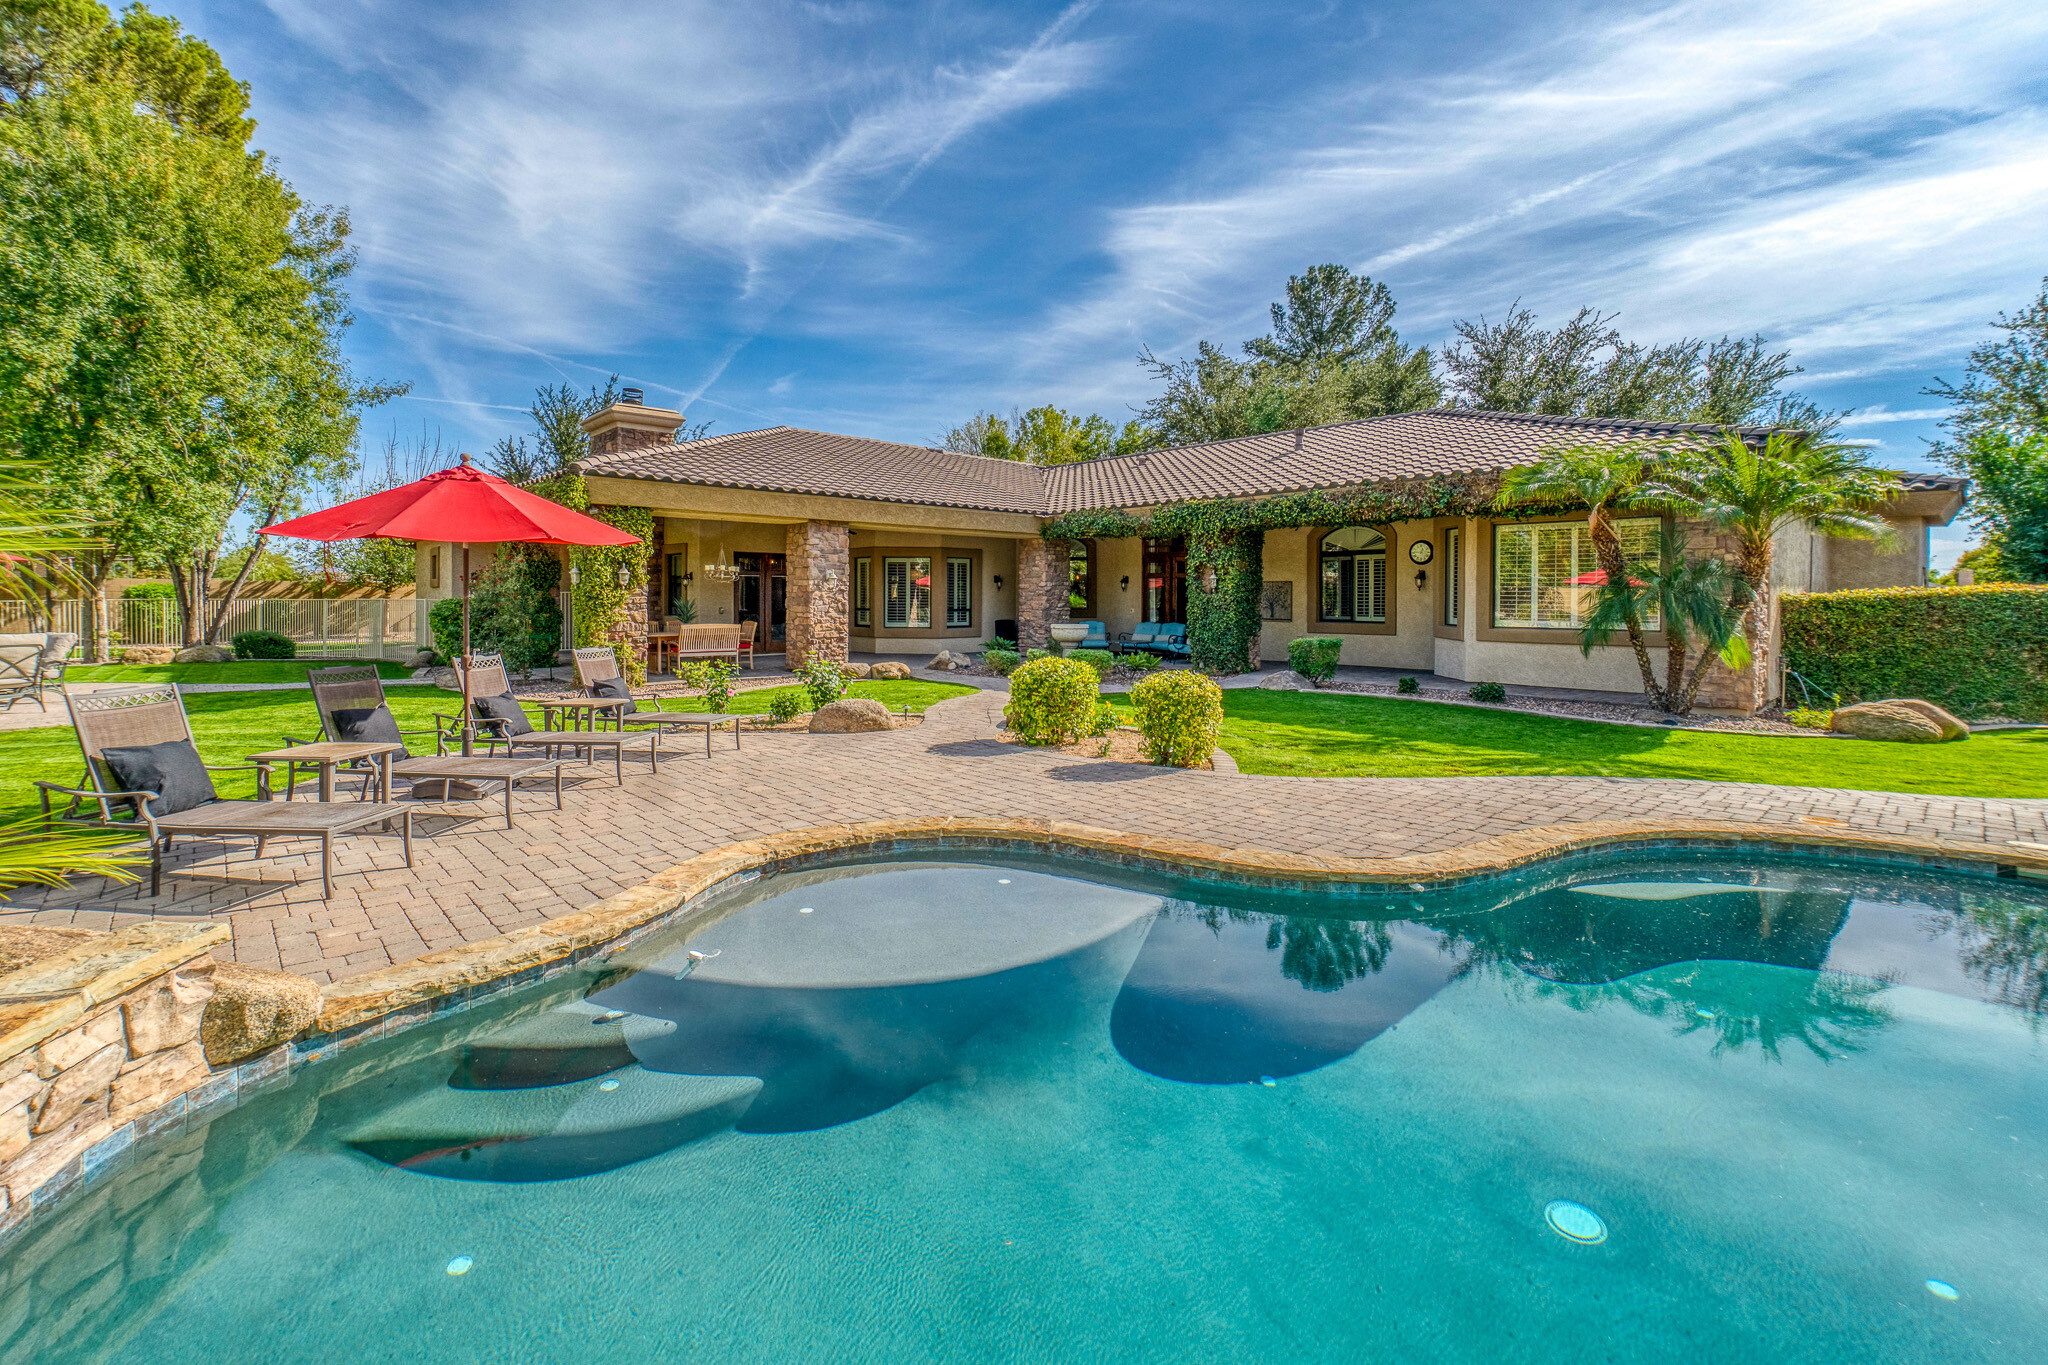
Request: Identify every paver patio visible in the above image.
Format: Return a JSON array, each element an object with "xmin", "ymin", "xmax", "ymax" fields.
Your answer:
[{"xmin": 5, "ymin": 674, "xmax": 2044, "ymax": 984}]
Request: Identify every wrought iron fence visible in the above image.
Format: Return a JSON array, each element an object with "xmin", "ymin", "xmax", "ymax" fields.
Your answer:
[{"xmin": 0, "ymin": 597, "xmax": 422, "ymax": 659}]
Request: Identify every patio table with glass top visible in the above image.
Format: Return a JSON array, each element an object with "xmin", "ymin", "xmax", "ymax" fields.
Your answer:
[{"xmin": 250, "ymin": 741, "xmax": 404, "ymax": 803}]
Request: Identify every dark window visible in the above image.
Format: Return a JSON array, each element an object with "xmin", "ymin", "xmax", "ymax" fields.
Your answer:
[
  {"xmin": 854, "ymin": 557, "xmax": 871, "ymax": 627},
  {"xmin": 1444, "ymin": 529, "xmax": 1460, "ymax": 627},
  {"xmin": 947, "ymin": 558, "xmax": 972, "ymax": 627},
  {"xmin": 1318, "ymin": 527, "xmax": 1386, "ymax": 623},
  {"xmin": 1068, "ymin": 542, "xmax": 1092, "ymax": 615}
]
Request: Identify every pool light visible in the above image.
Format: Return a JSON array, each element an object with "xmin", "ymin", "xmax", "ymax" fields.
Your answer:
[
  {"xmin": 1544, "ymin": 1201, "xmax": 1608, "ymax": 1244},
  {"xmin": 598, "ymin": 1078, "xmax": 621, "ymax": 1092},
  {"xmin": 446, "ymin": 1257, "xmax": 474, "ymax": 1276},
  {"xmin": 1926, "ymin": 1280, "xmax": 1959, "ymax": 1300},
  {"xmin": 799, "ymin": 906, "xmax": 814, "ymax": 914},
  {"xmin": 997, "ymin": 879, "xmax": 1011, "ymax": 884}
]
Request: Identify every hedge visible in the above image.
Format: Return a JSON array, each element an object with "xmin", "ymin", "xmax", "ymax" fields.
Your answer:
[{"xmin": 1780, "ymin": 584, "xmax": 2048, "ymax": 720}]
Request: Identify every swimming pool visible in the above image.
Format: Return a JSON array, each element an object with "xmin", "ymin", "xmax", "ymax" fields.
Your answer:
[{"xmin": 6, "ymin": 847, "xmax": 2045, "ymax": 1363}]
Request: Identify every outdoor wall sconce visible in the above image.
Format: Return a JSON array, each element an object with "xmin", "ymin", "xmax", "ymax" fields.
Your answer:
[
  {"xmin": 1414, "ymin": 568, "xmax": 1427, "ymax": 590},
  {"xmin": 993, "ymin": 574, "xmax": 1004, "ymax": 589},
  {"xmin": 1120, "ymin": 575, "xmax": 1130, "ymax": 590},
  {"xmin": 568, "ymin": 565, "xmax": 580, "ymax": 587},
  {"xmin": 680, "ymin": 570, "xmax": 694, "ymax": 584},
  {"xmin": 1200, "ymin": 566, "xmax": 1219, "ymax": 593},
  {"xmin": 616, "ymin": 565, "xmax": 631, "ymax": 588}
]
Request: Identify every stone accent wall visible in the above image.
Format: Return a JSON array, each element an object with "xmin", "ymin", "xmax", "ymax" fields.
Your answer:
[
  {"xmin": 784, "ymin": 520, "xmax": 850, "ymax": 669},
  {"xmin": 1016, "ymin": 538, "xmax": 1071, "ymax": 651},
  {"xmin": 582, "ymin": 403, "xmax": 683, "ymax": 460},
  {"xmin": 1679, "ymin": 519, "xmax": 1767, "ymax": 715}
]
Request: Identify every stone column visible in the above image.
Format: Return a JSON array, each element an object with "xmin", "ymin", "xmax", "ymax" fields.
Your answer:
[
  {"xmin": 580, "ymin": 401, "xmax": 684, "ymax": 458},
  {"xmin": 1016, "ymin": 537, "xmax": 1071, "ymax": 650},
  {"xmin": 1680, "ymin": 520, "xmax": 1765, "ymax": 715},
  {"xmin": 785, "ymin": 521, "xmax": 850, "ymax": 669}
]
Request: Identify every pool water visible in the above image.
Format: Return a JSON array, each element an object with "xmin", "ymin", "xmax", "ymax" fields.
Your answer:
[{"xmin": 7, "ymin": 850, "xmax": 2047, "ymax": 1363}]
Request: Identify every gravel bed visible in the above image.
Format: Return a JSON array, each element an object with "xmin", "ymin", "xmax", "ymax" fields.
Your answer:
[{"xmin": 1315, "ymin": 678, "xmax": 1840, "ymax": 737}]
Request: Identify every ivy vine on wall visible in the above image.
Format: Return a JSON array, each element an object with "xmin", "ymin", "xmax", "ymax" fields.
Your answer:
[{"xmin": 532, "ymin": 473, "xmax": 654, "ymax": 684}]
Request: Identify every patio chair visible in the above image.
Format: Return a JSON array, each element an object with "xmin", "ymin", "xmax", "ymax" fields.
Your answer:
[
  {"xmin": 1153, "ymin": 623, "xmax": 1190, "ymax": 658},
  {"xmin": 454, "ymin": 653, "xmax": 660, "ymax": 785},
  {"xmin": 571, "ymin": 647, "xmax": 740, "ymax": 759},
  {"xmin": 35, "ymin": 683, "xmax": 412, "ymax": 899},
  {"xmin": 1074, "ymin": 620, "xmax": 1110, "ymax": 650},
  {"xmin": 304, "ymin": 665, "xmax": 566, "ymax": 827},
  {"xmin": 1116, "ymin": 624, "xmax": 1162, "ymax": 655},
  {"xmin": 737, "ymin": 619, "xmax": 757, "ymax": 670},
  {"xmin": 38, "ymin": 633, "xmax": 77, "ymax": 704},
  {"xmin": 0, "ymin": 643, "xmax": 42, "ymax": 713}
]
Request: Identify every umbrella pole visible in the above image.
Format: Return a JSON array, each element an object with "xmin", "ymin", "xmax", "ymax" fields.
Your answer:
[{"xmin": 460, "ymin": 543, "xmax": 474, "ymax": 756}]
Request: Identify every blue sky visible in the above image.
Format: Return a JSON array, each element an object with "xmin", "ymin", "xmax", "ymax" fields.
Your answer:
[{"xmin": 191, "ymin": 0, "xmax": 2048, "ymax": 568}]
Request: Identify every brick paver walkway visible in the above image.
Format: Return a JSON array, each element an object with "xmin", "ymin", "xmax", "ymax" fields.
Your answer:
[{"xmin": 7, "ymin": 681, "xmax": 2044, "ymax": 983}]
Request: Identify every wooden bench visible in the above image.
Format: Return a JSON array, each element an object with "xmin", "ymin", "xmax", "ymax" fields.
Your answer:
[{"xmin": 652, "ymin": 624, "xmax": 743, "ymax": 673}]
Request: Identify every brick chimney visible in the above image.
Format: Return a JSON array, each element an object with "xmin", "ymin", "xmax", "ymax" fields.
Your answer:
[{"xmin": 580, "ymin": 391, "xmax": 684, "ymax": 459}]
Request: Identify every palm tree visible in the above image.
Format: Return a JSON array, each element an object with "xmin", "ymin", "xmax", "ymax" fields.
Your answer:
[
  {"xmin": 1645, "ymin": 430, "xmax": 1898, "ymax": 711},
  {"xmin": 0, "ymin": 463, "xmax": 144, "ymax": 897},
  {"xmin": 1579, "ymin": 525, "xmax": 1747, "ymax": 715},
  {"xmin": 1497, "ymin": 441, "xmax": 1668, "ymax": 704}
]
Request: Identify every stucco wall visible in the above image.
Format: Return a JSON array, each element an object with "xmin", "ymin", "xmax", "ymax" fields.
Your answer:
[
  {"xmin": 846, "ymin": 532, "xmax": 1021, "ymax": 650},
  {"xmin": 1821, "ymin": 521, "xmax": 1929, "ymax": 590},
  {"xmin": 1256, "ymin": 520, "xmax": 1435, "ymax": 668}
]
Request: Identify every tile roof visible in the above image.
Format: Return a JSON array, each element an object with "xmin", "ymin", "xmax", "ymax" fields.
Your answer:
[{"xmin": 579, "ymin": 410, "xmax": 1797, "ymax": 518}]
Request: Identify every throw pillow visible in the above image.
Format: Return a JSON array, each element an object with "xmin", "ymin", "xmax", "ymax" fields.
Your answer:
[
  {"xmin": 590, "ymin": 676, "xmax": 638, "ymax": 715},
  {"xmin": 331, "ymin": 704, "xmax": 411, "ymax": 760},
  {"xmin": 473, "ymin": 692, "xmax": 533, "ymax": 737},
  {"xmin": 101, "ymin": 739, "xmax": 218, "ymax": 816}
]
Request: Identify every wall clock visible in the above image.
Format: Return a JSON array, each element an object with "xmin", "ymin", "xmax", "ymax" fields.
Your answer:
[{"xmin": 1407, "ymin": 540, "xmax": 1434, "ymax": 565}]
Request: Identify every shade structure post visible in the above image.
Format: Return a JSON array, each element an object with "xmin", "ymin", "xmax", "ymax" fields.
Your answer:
[{"xmin": 460, "ymin": 543, "xmax": 474, "ymax": 756}]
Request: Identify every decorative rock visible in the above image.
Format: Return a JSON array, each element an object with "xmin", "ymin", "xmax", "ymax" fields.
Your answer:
[
  {"xmin": 1868, "ymin": 698, "xmax": 1969, "ymax": 741},
  {"xmin": 428, "ymin": 667, "xmax": 460, "ymax": 690},
  {"xmin": 31, "ymin": 1042, "xmax": 123, "ymax": 1135},
  {"xmin": 110, "ymin": 1041, "xmax": 210, "ymax": 1122},
  {"xmin": 199, "ymin": 963, "xmax": 323, "ymax": 1067},
  {"xmin": 117, "ymin": 646, "xmax": 177, "ymax": 665},
  {"xmin": 172, "ymin": 644, "xmax": 234, "ymax": 664},
  {"xmin": 869, "ymin": 661, "xmax": 913, "ymax": 681},
  {"xmin": 808, "ymin": 698, "xmax": 894, "ymax": 733},
  {"xmin": 926, "ymin": 651, "xmax": 960, "ymax": 671},
  {"xmin": 121, "ymin": 965, "xmax": 217, "ymax": 1056},
  {"xmin": 406, "ymin": 649, "xmax": 439, "ymax": 668},
  {"xmin": 0, "ymin": 925, "xmax": 99, "ymax": 977},
  {"xmin": 1831, "ymin": 701, "xmax": 1946, "ymax": 743},
  {"xmin": 1257, "ymin": 670, "xmax": 1309, "ymax": 691},
  {"xmin": 840, "ymin": 662, "xmax": 873, "ymax": 680}
]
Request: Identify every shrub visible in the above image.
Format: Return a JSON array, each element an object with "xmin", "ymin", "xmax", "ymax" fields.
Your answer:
[
  {"xmin": 1396, "ymin": 675, "xmax": 1418, "ymax": 694},
  {"xmin": 678, "ymin": 659, "xmax": 736, "ymax": 713},
  {"xmin": 1131, "ymin": 669, "xmax": 1223, "ymax": 767},
  {"xmin": 121, "ymin": 582, "xmax": 176, "ymax": 600},
  {"xmin": 428, "ymin": 550, "xmax": 561, "ymax": 674},
  {"xmin": 1005, "ymin": 656, "xmax": 1100, "ymax": 744},
  {"xmin": 1783, "ymin": 705, "xmax": 1834, "ymax": 730},
  {"xmin": 1089, "ymin": 699, "xmax": 1118, "ymax": 737},
  {"xmin": 987, "ymin": 636, "xmax": 1017, "ymax": 651},
  {"xmin": 765, "ymin": 690, "xmax": 805, "ymax": 724},
  {"xmin": 1123, "ymin": 651, "xmax": 1160, "ymax": 672},
  {"xmin": 1288, "ymin": 636, "xmax": 1343, "ymax": 686},
  {"xmin": 1782, "ymin": 584, "xmax": 2048, "ymax": 720},
  {"xmin": 982, "ymin": 648, "xmax": 1020, "ymax": 676},
  {"xmin": 1469, "ymin": 681, "xmax": 1506, "ymax": 703},
  {"xmin": 798, "ymin": 656, "xmax": 850, "ymax": 710},
  {"xmin": 1068, "ymin": 648, "xmax": 1118, "ymax": 678},
  {"xmin": 230, "ymin": 629, "xmax": 295, "ymax": 660},
  {"xmin": 1024, "ymin": 647, "xmax": 1051, "ymax": 663}
]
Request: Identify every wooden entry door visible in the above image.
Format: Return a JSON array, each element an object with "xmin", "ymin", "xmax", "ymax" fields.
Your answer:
[
  {"xmin": 733, "ymin": 553, "xmax": 788, "ymax": 646},
  {"xmin": 1143, "ymin": 538, "xmax": 1187, "ymax": 623}
]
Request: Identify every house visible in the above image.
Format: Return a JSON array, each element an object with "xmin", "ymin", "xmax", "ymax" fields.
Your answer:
[{"xmin": 416, "ymin": 396, "xmax": 1964, "ymax": 713}]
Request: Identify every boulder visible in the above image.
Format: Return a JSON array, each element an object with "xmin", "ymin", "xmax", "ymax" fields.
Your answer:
[
  {"xmin": 427, "ymin": 666, "xmax": 460, "ymax": 690},
  {"xmin": 199, "ymin": 963, "xmax": 323, "ymax": 1066},
  {"xmin": 808, "ymin": 698, "xmax": 894, "ymax": 733},
  {"xmin": 173, "ymin": 644, "xmax": 234, "ymax": 664},
  {"xmin": 1865, "ymin": 697, "xmax": 1969, "ymax": 741},
  {"xmin": 870, "ymin": 661, "xmax": 913, "ymax": 681},
  {"xmin": 406, "ymin": 649, "xmax": 439, "ymax": 669},
  {"xmin": 1257, "ymin": 670, "xmax": 1309, "ymax": 691},
  {"xmin": 840, "ymin": 662, "xmax": 873, "ymax": 680},
  {"xmin": 118, "ymin": 646, "xmax": 177, "ymax": 665},
  {"xmin": 926, "ymin": 651, "xmax": 960, "ymax": 671},
  {"xmin": 1831, "ymin": 701, "xmax": 1947, "ymax": 743}
]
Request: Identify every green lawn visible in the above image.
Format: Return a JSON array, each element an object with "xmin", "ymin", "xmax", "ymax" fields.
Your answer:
[
  {"xmin": 1110, "ymin": 690, "xmax": 2048, "ymax": 799},
  {"xmin": 63, "ymin": 659, "xmax": 416, "ymax": 685},
  {"xmin": 0, "ymin": 681, "xmax": 973, "ymax": 820}
]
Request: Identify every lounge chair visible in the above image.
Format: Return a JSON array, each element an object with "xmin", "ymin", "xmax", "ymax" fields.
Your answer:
[
  {"xmin": 0, "ymin": 643, "xmax": 41, "ymax": 713},
  {"xmin": 453, "ymin": 654, "xmax": 659, "ymax": 785},
  {"xmin": 571, "ymin": 648, "xmax": 740, "ymax": 759},
  {"xmin": 305, "ymin": 665, "xmax": 566, "ymax": 829},
  {"xmin": 35, "ymin": 683, "xmax": 412, "ymax": 899}
]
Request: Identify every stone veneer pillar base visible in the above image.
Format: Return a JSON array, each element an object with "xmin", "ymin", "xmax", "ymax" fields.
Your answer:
[
  {"xmin": 1016, "ymin": 538, "xmax": 1070, "ymax": 651},
  {"xmin": 785, "ymin": 521, "xmax": 850, "ymax": 669}
]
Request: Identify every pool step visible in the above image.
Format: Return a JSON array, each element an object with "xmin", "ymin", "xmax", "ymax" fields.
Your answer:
[
  {"xmin": 451, "ymin": 1000, "xmax": 677, "ymax": 1090},
  {"xmin": 349, "ymin": 1066, "xmax": 761, "ymax": 1182}
]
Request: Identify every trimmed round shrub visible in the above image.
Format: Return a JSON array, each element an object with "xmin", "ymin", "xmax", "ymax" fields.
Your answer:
[
  {"xmin": 1131, "ymin": 669, "xmax": 1223, "ymax": 767},
  {"xmin": 1288, "ymin": 635, "xmax": 1342, "ymax": 686},
  {"xmin": 1469, "ymin": 681, "xmax": 1506, "ymax": 703},
  {"xmin": 1068, "ymin": 648, "xmax": 1118, "ymax": 678},
  {"xmin": 1005, "ymin": 655, "xmax": 1100, "ymax": 745},
  {"xmin": 230, "ymin": 629, "xmax": 295, "ymax": 660}
]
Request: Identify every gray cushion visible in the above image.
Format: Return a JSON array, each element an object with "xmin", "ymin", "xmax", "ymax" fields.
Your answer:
[
  {"xmin": 101, "ymin": 740, "xmax": 217, "ymax": 816},
  {"xmin": 332, "ymin": 704, "xmax": 411, "ymax": 760},
  {"xmin": 473, "ymin": 692, "xmax": 533, "ymax": 737},
  {"xmin": 590, "ymin": 677, "xmax": 637, "ymax": 715}
]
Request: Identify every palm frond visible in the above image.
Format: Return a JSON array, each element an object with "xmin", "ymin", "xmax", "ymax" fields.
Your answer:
[
  {"xmin": 0, "ymin": 461, "xmax": 102, "ymax": 600},
  {"xmin": 0, "ymin": 819, "xmax": 146, "ymax": 898}
]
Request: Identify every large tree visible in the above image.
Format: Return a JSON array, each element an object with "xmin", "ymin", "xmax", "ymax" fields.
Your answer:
[
  {"xmin": 0, "ymin": 1, "xmax": 399, "ymax": 651},
  {"xmin": 940, "ymin": 405, "xmax": 1151, "ymax": 465},
  {"xmin": 1135, "ymin": 264, "xmax": 1441, "ymax": 446},
  {"xmin": 1925, "ymin": 278, "xmax": 2048, "ymax": 581},
  {"xmin": 1441, "ymin": 303, "xmax": 1832, "ymax": 431}
]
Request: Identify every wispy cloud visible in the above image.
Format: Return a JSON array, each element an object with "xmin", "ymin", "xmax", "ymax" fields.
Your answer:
[{"xmin": 1837, "ymin": 406, "xmax": 1953, "ymax": 427}]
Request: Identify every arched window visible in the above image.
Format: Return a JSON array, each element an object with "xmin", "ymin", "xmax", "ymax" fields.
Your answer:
[{"xmin": 1319, "ymin": 526, "xmax": 1386, "ymax": 623}]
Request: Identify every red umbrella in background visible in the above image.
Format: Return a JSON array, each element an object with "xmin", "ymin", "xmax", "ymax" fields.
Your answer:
[{"xmin": 261, "ymin": 454, "xmax": 641, "ymax": 752}]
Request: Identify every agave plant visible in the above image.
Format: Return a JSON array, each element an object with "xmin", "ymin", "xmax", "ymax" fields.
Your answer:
[{"xmin": 1578, "ymin": 525, "xmax": 1748, "ymax": 716}]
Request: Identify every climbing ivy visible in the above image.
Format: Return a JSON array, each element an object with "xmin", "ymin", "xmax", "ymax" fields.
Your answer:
[
  {"xmin": 1185, "ymin": 526, "xmax": 1264, "ymax": 673},
  {"xmin": 533, "ymin": 473, "xmax": 654, "ymax": 685}
]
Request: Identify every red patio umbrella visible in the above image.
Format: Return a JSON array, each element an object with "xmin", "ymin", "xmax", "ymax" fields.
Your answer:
[{"xmin": 260, "ymin": 454, "xmax": 641, "ymax": 752}]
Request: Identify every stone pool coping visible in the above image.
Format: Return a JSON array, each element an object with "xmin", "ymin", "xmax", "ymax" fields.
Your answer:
[{"xmin": 310, "ymin": 814, "xmax": 2048, "ymax": 1039}]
